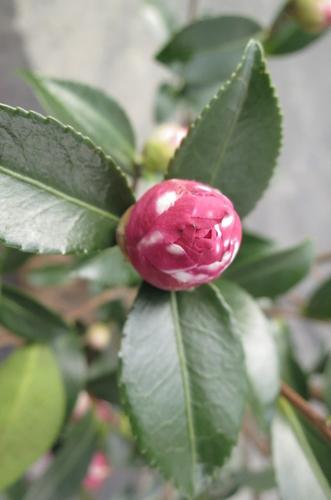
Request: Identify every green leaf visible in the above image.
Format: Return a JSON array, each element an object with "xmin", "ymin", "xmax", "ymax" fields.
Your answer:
[
  {"xmin": 28, "ymin": 246, "xmax": 140, "ymax": 288},
  {"xmin": 167, "ymin": 40, "xmax": 282, "ymax": 217},
  {"xmin": 120, "ymin": 283, "xmax": 247, "ymax": 497},
  {"xmin": 264, "ymin": 1, "xmax": 324, "ymax": 55},
  {"xmin": 230, "ymin": 230, "xmax": 275, "ymax": 271},
  {"xmin": 324, "ymin": 357, "xmax": 331, "ymax": 412},
  {"xmin": 23, "ymin": 413, "xmax": 99, "ymax": 500},
  {"xmin": 272, "ymin": 398, "xmax": 331, "ymax": 500},
  {"xmin": 225, "ymin": 240, "xmax": 314, "ymax": 298},
  {"xmin": 0, "ymin": 284, "xmax": 68, "ymax": 342},
  {"xmin": 0, "ymin": 246, "xmax": 32, "ymax": 274},
  {"xmin": 0, "ymin": 345, "xmax": 65, "ymax": 490},
  {"xmin": 156, "ymin": 16, "xmax": 263, "ymax": 86},
  {"xmin": 305, "ymin": 275, "xmax": 331, "ymax": 320},
  {"xmin": 215, "ymin": 280, "xmax": 279, "ymax": 425},
  {"xmin": 0, "ymin": 285, "xmax": 87, "ymax": 417},
  {"xmin": 273, "ymin": 320, "xmax": 309, "ymax": 398},
  {"xmin": 22, "ymin": 73, "xmax": 136, "ymax": 173},
  {"xmin": 0, "ymin": 104, "xmax": 134, "ymax": 254}
]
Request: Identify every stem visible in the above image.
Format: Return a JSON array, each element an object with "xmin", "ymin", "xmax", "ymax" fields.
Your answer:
[{"xmin": 281, "ymin": 382, "xmax": 331, "ymax": 443}]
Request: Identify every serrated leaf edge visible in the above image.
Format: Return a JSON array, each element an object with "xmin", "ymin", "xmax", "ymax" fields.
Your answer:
[
  {"xmin": 0, "ymin": 104, "xmax": 134, "ymax": 255},
  {"xmin": 166, "ymin": 39, "xmax": 283, "ymax": 218}
]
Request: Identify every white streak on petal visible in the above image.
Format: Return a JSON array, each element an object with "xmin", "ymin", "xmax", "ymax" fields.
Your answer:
[
  {"xmin": 230, "ymin": 241, "xmax": 240, "ymax": 262},
  {"xmin": 167, "ymin": 244, "xmax": 185, "ymax": 255},
  {"xmin": 200, "ymin": 261, "xmax": 223, "ymax": 272},
  {"xmin": 156, "ymin": 191, "xmax": 178, "ymax": 215},
  {"xmin": 223, "ymin": 239, "xmax": 230, "ymax": 248},
  {"xmin": 198, "ymin": 185, "xmax": 212, "ymax": 192},
  {"xmin": 220, "ymin": 251, "xmax": 232, "ymax": 266},
  {"xmin": 216, "ymin": 243, "xmax": 221, "ymax": 253},
  {"xmin": 221, "ymin": 214, "xmax": 234, "ymax": 228},
  {"xmin": 139, "ymin": 230, "xmax": 163, "ymax": 247},
  {"xmin": 214, "ymin": 223, "xmax": 222, "ymax": 237},
  {"xmin": 171, "ymin": 270, "xmax": 208, "ymax": 283}
]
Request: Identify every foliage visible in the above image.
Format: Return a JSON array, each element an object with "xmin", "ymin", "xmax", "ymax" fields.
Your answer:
[{"xmin": 0, "ymin": 2, "xmax": 330, "ymax": 499}]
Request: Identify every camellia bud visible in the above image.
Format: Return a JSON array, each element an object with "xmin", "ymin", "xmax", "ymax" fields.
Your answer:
[
  {"xmin": 294, "ymin": 0, "xmax": 331, "ymax": 31},
  {"xmin": 117, "ymin": 179, "xmax": 242, "ymax": 291},
  {"xmin": 141, "ymin": 123, "xmax": 188, "ymax": 173}
]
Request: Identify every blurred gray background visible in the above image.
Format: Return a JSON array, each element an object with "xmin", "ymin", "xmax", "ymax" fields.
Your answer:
[{"xmin": 1, "ymin": 0, "xmax": 330, "ymax": 253}]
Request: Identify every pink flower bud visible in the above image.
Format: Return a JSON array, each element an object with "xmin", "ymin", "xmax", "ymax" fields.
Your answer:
[
  {"xmin": 83, "ymin": 452, "xmax": 111, "ymax": 491},
  {"xmin": 119, "ymin": 179, "xmax": 242, "ymax": 291}
]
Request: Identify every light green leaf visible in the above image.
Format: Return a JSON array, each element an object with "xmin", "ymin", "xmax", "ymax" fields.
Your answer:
[
  {"xmin": 225, "ymin": 239, "xmax": 314, "ymax": 298},
  {"xmin": 0, "ymin": 285, "xmax": 87, "ymax": 417},
  {"xmin": 23, "ymin": 413, "xmax": 99, "ymax": 500},
  {"xmin": 0, "ymin": 345, "xmax": 65, "ymax": 490},
  {"xmin": 0, "ymin": 105, "xmax": 134, "ymax": 254},
  {"xmin": 216, "ymin": 280, "xmax": 279, "ymax": 425},
  {"xmin": 156, "ymin": 16, "xmax": 263, "ymax": 86},
  {"xmin": 272, "ymin": 398, "xmax": 331, "ymax": 500},
  {"xmin": 305, "ymin": 275, "xmax": 331, "ymax": 320},
  {"xmin": 22, "ymin": 73, "xmax": 136, "ymax": 173},
  {"xmin": 120, "ymin": 283, "xmax": 247, "ymax": 497},
  {"xmin": 167, "ymin": 41, "xmax": 282, "ymax": 217}
]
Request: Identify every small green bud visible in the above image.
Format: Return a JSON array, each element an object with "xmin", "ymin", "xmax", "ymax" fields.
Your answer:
[
  {"xmin": 141, "ymin": 123, "xmax": 188, "ymax": 173},
  {"xmin": 294, "ymin": 0, "xmax": 331, "ymax": 32}
]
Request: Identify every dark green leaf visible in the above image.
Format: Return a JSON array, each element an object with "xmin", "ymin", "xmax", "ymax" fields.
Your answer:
[
  {"xmin": 325, "ymin": 357, "xmax": 331, "ymax": 412},
  {"xmin": 0, "ymin": 246, "xmax": 32, "ymax": 274},
  {"xmin": 0, "ymin": 104, "xmax": 134, "ymax": 254},
  {"xmin": 0, "ymin": 285, "xmax": 87, "ymax": 417},
  {"xmin": 28, "ymin": 247, "xmax": 140, "ymax": 288},
  {"xmin": 235, "ymin": 231, "xmax": 275, "ymax": 264},
  {"xmin": 273, "ymin": 320, "xmax": 309, "ymax": 398},
  {"xmin": 22, "ymin": 73, "xmax": 136, "ymax": 173},
  {"xmin": 0, "ymin": 345, "xmax": 65, "ymax": 490},
  {"xmin": 4, "ymin": 477, "xmax": 28, "ymax": 500},
  {"xmin": 0, "ymin": 284, "xmax": 68, "ymax": 342},
  {"xmin": 305, "ymin": 275, "xmax": 331, "ymax": 320},
  {"xmin": 264, "ymin": 1, "xmax": 324, "ymax": 55},
  {"xmin": 215, "ymin": 280, "xmax": 279, "ymax": 425},
  {"xmin": 167, "ymin": 41, "xmax": 282, "ymax": 217},
  {"xmin": 120, "ymin": 283, "xmax": 247, "ymax": 497},
  {"xmin": 301, "ymin": 415, "xmax": 331, "ymax": 485},
  {"xmin": 23, "ymin": 413, "xmax": 99, "ymax": 500},
  {"xmin": 156, "ymin": 16, "xmax": 263, "ymax": 86},
  {"xmin": 272, "ymin": 398, "xmax": 331, "ymax": 500},
  {"xmin": 225, "ymin": 240, "xmax": 314, "ymax": 298}
]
